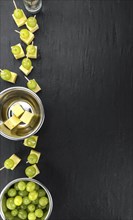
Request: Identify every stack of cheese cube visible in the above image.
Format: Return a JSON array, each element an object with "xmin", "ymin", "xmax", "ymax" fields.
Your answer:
[{"xmin": 4, "ymin": 103, "xmax": 34, "ymax": 130}]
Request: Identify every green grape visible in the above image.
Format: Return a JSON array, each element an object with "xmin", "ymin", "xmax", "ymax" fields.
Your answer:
[
  {"xmin": 27, "ymin": 154, "xmax": 38, "ymax": 164},
  {"xmin": 35, "ymin": 209, "xmax": 43, "ymax": 218},
  {"xmin": 20, "ymin": 29, "xmax": 29, "ymax": 39},
  {"xmin": 39, "ymin": 197, "xmax": 48, "ymax": 207},
  {"xmin": 5, "ymin": 211, "xmax": 14, "ymax": 220},
  {"xmin": 14, "ymin": 195, "xmax": 23, "ymax": 206},
  {"xmin": 22, "ymin": 58, "xmax": 32, "ymax": 70},
  {"xmin": 35, "ymin": 184, "xmax": 40, "ymax": 191},
  {"xmin": 27, "ymin": 204, "xmax": 35, "ymax": 212},
  {"xmin": 2, "ymin": 196, "xmax": 7, "ymax": 213},
  {"xmin": 11, "ymin": 46, "xmax": 21, "ymax": 55},
  {"xmin": 14, "ymin": 9, "xmax": 23, "ymax": 19},
  {"xmin": 18, "ymin": 209, "xmax": 27, "ymax": 220},
  {"xmin": 26, "ymin": 182, "xmax": 36, "ymax": 192},
  {"xmin": 3, "ymin": 181, "xmax": 49, "ymax": 220},
  {"xmin": 25, "ymin": 166, "xmax": 36, "ymax": 178},
  {"xmin": 26, "ymin": 45, "xmax": 35, "ymax": 54},
  {"xmin": 45, "ymin": 204, "xmax": 49, "ymax": 210},
  {"xmin": 28, "ymin": 212, "xmax": 36, "ymax": 220},
  {"xmin": 32, "ymin": 198, "xmax": 39, "ymax": 205},
  {"xmin": 1, "ymin": 69, "xmax": 11, "ymax": 81},
  {"xmin": 18, "ymin": 181, "xmax": 26, "ymax": 191},
  {"xmin": 7, "ymin": 188, "xmax": 17, "ymax": 197},
  {"xmin": 27, "ymin": 17, "xmax": 37, "ymax": 28},
  {"xmin": 37, "ymin": 212, "xmax": 48, "ymax": 220},
  {"xmin": 27, "ymin": 80, "xmax": 37, "ymax": 90},
  {"xmin": 28, "ymin": 190, "xmax": 38, "ymax": 201},
  {"xmin": 18, "ymin": 190, "xmax": 28, "ymax": 197},
  {"xmin": 4, "ymin": 158, "xmax": 14, "ymax": 169},
  {"xmin": 11, "ymin": 209, "xmax": 18, "ymax": 217},
  {"xmin": 6, "ymin": 198, "xmax": 16, "ymax": 210},
  {"xmin": 22, "ymin": 196, "xmax": 31, "ymax": 205},
  {"xmin": 20, "ymin": 204, "xmax": 27, "ymax": 210},
  {"xmin": 14, "ymin": 217, "xmax": 21, "ymax": 220},
  {"xmin": 26, "ymin": 137, "xmax": 36, "ymax": 147},
  {"xmin": 37, "ymin": 204, "xmax": 46, "ymax": 210},
  {"xmin": 38, "ymin": 189, "xmax": 46, "ymax": 197},
  {"xmin": 43, "ymin": 211, "xmax": 48, "ymax": 218},
  {"xmin": 14, "ymin": 183, "xmax": 19, "ymax": 191}
]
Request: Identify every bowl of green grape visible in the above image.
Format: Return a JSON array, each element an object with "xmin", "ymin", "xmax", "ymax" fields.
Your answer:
[
  {"xmin": 0, "ymin": 178, "xmax": 53, "ymax": 220},
  {"xmin": 0, "ymin": 87, "xmax": 45, "ymax": 140}
]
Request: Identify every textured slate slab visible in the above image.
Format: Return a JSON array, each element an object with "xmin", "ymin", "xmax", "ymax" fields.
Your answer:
[{"xmin": 0, "ymin": 1, "xmax": 133, "ymax": 220}]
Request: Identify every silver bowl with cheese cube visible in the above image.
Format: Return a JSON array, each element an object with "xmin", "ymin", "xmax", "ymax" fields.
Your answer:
[{"xmin": 0, "ymin": 87, "xmax": 45, "ymax": 140}]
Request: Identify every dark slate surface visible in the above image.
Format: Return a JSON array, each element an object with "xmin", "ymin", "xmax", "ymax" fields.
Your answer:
[{"xmin": 1, "ymin": 1, "xmax": 133, "ymax": 220}]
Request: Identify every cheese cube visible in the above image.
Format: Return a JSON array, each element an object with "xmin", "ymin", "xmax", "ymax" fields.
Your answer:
[
  {"xmin": 11, "ymin": 43, "xmax": 25, "ymax": 59},
  {"xmin": 20, "ymin": 111, "xmax": 34, "ymax": 124},
  {"xmin": 31, "ymin": 164, "xmax": 40, "ymax": 178},
  {"xmin": 9, "ymin": 72, "xmax": 17, "ymax": 83},
  {"xmin": 23, "ymin": 136, "xmax": 38, "ymax": 148},
  {"xmin": 29, "ymin": 150, "xmax": 41, "ymax": 163},
  {"xmin": 28, "ymin": 79, "xmax": 41, "ymax": 93},
  {"xmin": 28, "ymin": 114, "xmax": 39, "ymax": 128},
  {"xmin": 19, "ymin": 65, "xmax": 33, "ymax": 76},
  {"xmin": 4, "ymin": 115, "xmax": 21, "ymax": 130},
  {"xmin": 9, "ymin": 154, "xmax": 21, "ymax": 170},
  {"xmin": 25, "ymin": 23, "xmax": 39, "ymax": 33},
  {"xmin": 33, "ymin": 83, "xmax": 41, "ymax": 93},
  {"xmin": 1, "ymin": 71, "xmax": 18, "ymax": 84},
  {"xmin": 26, "ymin": 46, "xmax": 37, "ymax": 59},
  {"xmin": 20, "ymin": 31, "xmax": 35, "ymax": 45},
  {"xmin": 12, "ymin": 104, "xmax": 24, "ymax": 117},
  {"xmin": 12, "ymin": 11, "xmax": 27, "ymax": 27}
]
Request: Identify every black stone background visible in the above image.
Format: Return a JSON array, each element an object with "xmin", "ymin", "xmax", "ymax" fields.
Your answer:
[{"xmin": 1, "ymin": 0, "xmax": 133, "ymax": 220}]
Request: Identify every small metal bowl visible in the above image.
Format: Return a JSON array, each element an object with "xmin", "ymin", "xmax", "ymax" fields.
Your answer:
[
  {"xmin": 0, "ymin": 178, "xmax": 53, "ymax": 220},
  {"xmin": 0, "ymin": 87, "xmax": 45, "ymax": 141}
]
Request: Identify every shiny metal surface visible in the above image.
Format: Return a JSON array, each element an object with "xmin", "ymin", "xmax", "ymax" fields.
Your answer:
[
  {"xmin": 0, "ymin": 178, "xmax": 53, "ymax": 220},
  {"xmin": 0, "ymin": 87, "xmax": 45, "ymax": 140}
]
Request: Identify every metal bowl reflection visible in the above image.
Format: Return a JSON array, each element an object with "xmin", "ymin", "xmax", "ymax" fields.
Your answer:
[
  {"xmin": 0, "ymin": 87, "xmax": 45, "ymax": 141},
  {"xmin": 0, "ymin": 178, "xmax": 53, "ymax": 220}
]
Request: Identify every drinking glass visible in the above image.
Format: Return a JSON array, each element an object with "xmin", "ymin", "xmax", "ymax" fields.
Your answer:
[{"xmin": 23, "ymin": 0, "xmax": 42, "ymax": 14}]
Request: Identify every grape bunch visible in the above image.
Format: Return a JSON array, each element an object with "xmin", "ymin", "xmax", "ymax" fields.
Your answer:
[{"xmin": 2, "ymin": 180, "xmax": 49, "ymax": 220}]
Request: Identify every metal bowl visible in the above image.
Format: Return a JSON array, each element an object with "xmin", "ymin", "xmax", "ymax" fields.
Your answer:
[
  {"xmin": 0, "ymin": 87, "xmax": 45, "ymax": 141},
  {"xmin": 0, "ymin": 178, "xmax": 53, "ymax": 220}
]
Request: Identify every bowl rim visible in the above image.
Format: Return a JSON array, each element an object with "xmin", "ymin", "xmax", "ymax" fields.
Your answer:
[
  {"xmin": 0, "ymin": 177, "xmax": 53, "ymax": 220},
  {"xmin": 0, "ymin": 86, "xmax": 45, "ymax": 141}
]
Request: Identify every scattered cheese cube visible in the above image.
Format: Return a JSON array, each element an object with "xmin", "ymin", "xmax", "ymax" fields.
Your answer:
[
  {"xmin": 11, "ymin": 43, "xmax": 25, "ymax": 59},
  {"xmin": 12, "ymin": 104, "xmax": 24, "ymax": 117},
  {"xmin": 28, "ymin": 79, "xmax": 41, "ymax": 93},
  {"xmin": 12, "ymin": 10, "xmax": 27, "ymax": 27},
  {"xmin": 23, "ymin": 136, "xmax": 38, "ymax": 148},
  {"xmin": 9, "ymin": 72, "xmax": 18, "ymax": 83},
  {"xmin": 29, "ymin": 150, "xmax": 41, "ymax": 163},
  {"xmin": 31, "ymin": 164, "xmax": 40, "ymax": 178},
  {"xmin": 20, "ymin": 31, "xmax": 35, "ymax": 45},
  {"xmin": 33, "ymin": 83, "xmax": 41, "ymax": 93},
  {"xmin": 19, "ymin": 65, "xmax": 33, "ymax": 76},
  {"xmin": 4, "ymin": 115, "xmax": 21, "ymax": 130},
  {"xmin": 1, "ymin": 71, "xmax": 18, "ymax": 84},
  {"xmin": 26, "ymin": 46, "xmax": 37, "ymax": 59},
  {"xmin": 20, "ymin": 111, "xmax": 34, "ymax": 124},
  {"xmin": 25, "ymin": 22, "xmax": 39, "ymax": 33},
  {"xmin": 9, "ymin": 154, "xmax": 21, "ymax": 170}
]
